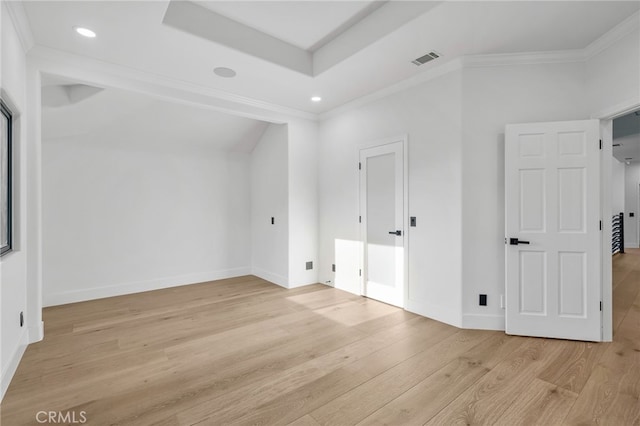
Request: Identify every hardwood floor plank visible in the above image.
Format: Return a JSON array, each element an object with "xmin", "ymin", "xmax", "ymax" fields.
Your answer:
[
  {"xmin": 563, "ymin": 295, "xmax": 640, "ymax": 425},
  {"xmin": 309, "ymin": 329, "xmax": 495, "ymax": 426},
  {"xmin": 537, "ymin": 340, "xmax": 608, "ymax": 394},
  {"xmin": 207, "ymin": 320, "xmax": 457, "ymax": 426},
  {"xmin": 356, "ymin": 333, "xmax": 526, "ymax": 426},
  {"xmin": 287, "ymin": 414, "xmax": 322, "ymax": 426},
  {"xmin": 493, "ymin": 378, "xmax": 578, "ymax": 426},
  {"xmin": 176, "ymin": 318, "xmax": 454, "ymax": 426},
  {"xmin": 424, "ymin": 338, "xmax": 569, "ymax": 425},
  {"xmin": 2, "ymin": 251, "xmax": 639, "ymax": 426},
  {"xmin": 612, "ymin": 270, "xmax": 640, "ymax": 332}
]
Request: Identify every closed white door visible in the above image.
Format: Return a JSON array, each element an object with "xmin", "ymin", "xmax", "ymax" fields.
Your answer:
[
  {"xmin": 360, "ymin": 141, "xmax": 405, "ymax": 307},
  {"xmin": 505, "ymin": 120, "xmax": 601, "ymax": 341}
]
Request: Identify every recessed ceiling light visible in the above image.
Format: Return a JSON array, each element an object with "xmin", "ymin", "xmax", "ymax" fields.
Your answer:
[
  {"xmin": 311, "ymin": 96, "xmax": 322, "ymax": 102},
  {"xmin": 74, "ymin": 27, "xmax": 96, "ymax": 38},
  {"xmin": 214, "ymin": 67, "xmax": 236, "ymax": 78}
]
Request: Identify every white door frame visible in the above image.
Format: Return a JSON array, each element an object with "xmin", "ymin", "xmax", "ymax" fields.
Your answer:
[
  {"xmin": 595, "ymin": 100, "xmax": 640, "ymax": 342},
  {"xmin": 359, "ymin": 135, "xmax": 409, "ymax": 307}
]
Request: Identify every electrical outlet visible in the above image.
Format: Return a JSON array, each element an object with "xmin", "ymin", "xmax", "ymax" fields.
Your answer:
[
  {"xmin": 479, "ymin": 294, "xmax": 487, "ymax": 306},
  {"xmin": 306, "ymin": 261, "xmax": 313, "ymax": 270},
  {"xmin": 271, "ymin": 217, "xmax": 275, "ymax": 224},
  {"xmin": 19, "ymin": 312, "xmax": 24, "ymax": 327},
  {"xmin": 410, "ymin": 217, "xmax": 416, "ymax": 227},
  {"xmin": 332, "ymin": 264, "xmax": 336, "ymax": 272}
]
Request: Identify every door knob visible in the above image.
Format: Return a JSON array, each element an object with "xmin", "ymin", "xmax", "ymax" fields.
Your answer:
[
  {"xmin": 509, "ymin": 238, "xmax": 530, "ymax": 245},
  {"xmin": 389, "ymin": 230, "xmax": 402, "ymax": 236}
]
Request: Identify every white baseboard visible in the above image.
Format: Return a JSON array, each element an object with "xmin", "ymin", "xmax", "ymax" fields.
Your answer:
[
  {"xmin": 43, "ymin": 267, "xmax": 252, "ymax": 307},
  {"xmin": 1, "ymin": 328, "xmax": 29, "ymax": 401},
  {"xmin": 461, "ymin": 313, "xmax": 505, "ymax": 331},
  {"xmin": 28, "ymin": 321, "xmax": 44, "ymax": 343},
  {"xmin": 405, "ymin": 300, "xmax": 462, "ymax": 328},
  {"xmin": 624, "ymin": 243, "xmax": 639, "ymax": 249},
  {"xmin": 251, "ymin": 267, "xmax": 289, "ymax": 288}
]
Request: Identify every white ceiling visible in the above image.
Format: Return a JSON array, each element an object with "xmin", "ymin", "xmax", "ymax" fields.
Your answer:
[
  {"xmin": 22, "ymin": 1, "xmax": 640, "ymax": 115},
  {"xmin": 41, "ymin": 78, "xmax": 269, "ymax": 153},
  {"xmin": 194, "ymin": 0, "xmax": 382, "ymax": 51}
]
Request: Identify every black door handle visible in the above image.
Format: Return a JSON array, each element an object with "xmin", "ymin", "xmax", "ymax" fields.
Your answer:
[
  {"xmin": 509, "ymin": 238, "xmax": 530, "ymax": 245},
  {"xmin": 389, "ymin": 230, "xmax": 402, "ymax": 236}
]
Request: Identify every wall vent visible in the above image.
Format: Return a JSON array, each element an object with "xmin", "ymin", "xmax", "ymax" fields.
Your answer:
[{"xmin": 411, "ymin": 51, "xmax": 440, "ymax": 66}]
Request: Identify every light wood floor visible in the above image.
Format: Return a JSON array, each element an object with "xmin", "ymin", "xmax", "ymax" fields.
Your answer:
[{"xmin": 2, "ymin": 251, "xmax": 640, "ymax": 425}]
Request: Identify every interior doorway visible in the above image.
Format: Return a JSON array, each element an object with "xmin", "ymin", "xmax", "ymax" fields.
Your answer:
[{"xmin": 359, "ymin": 137, "xmax": 407, "ymax": 307}]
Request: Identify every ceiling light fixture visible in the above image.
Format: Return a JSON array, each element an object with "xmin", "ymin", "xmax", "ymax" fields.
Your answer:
[
  {"xmin": 311, "ymin": 96, "xmax": 322, "ymax": 102},
  {"xmin": 213, "ymin": 67, "xmax": 236, "ymax": 78},
  {"xmin": 74, "ymin": 26, "xmax": 96, "ymax": 38}
]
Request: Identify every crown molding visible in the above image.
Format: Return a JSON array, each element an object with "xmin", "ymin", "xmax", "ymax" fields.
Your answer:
[
  {"xmin": 584, "ymin": 10, "xmax": 640, "ymax": 60},
  {"xmin": 4, "ymin": 0, "xmax": 35, "ymax": 52},
  {"xmin": 319, "ymin": 48, "xmax": 589, "ymax": 121},
  {"xmin": 321, "ymin": 13, "xmax": 639, "ymax": 119},
  {"xmin": 462, "ymin": 49, "xmax": 586, "ymax": 68},
  {"xmin": 28, "ymin": 45, "xmax": 317, "ymax": 123}
]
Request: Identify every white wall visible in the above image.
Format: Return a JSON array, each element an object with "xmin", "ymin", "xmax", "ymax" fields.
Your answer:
[
  {"xmin": 318, "ymin": 71, "xmax": 464, "ymax": 327},
  {"xmin": 287, "ymin": 119, "xmax": 318, "ymax": 287},
  {"xmin": 624, "ymin": 162, "xmax": 640, "ymax": 248},
  {"xmin": 587, "ymin": 27, "xmax": 640, "ymax": 116},
  {"xmin": 318, "ymin": 60, "xmax": 596, "ymax": 330},
  {"xmin": 1, "ymin": 3, "xmax": 30, "ymax": 399},
  {"xmin": 251, "ymin": 123, "xmax": 289, "ymax": 286},
  {"xmin": 42, "ymin": 132, "xmax": 252, "ymax": 306},
  {"xmin": 612, "ymin": 157, "xmax": 625, "ymax": 215},
  {"xmin": 460, "ymin": 61, "xmax": 590, "ymax": 328}
]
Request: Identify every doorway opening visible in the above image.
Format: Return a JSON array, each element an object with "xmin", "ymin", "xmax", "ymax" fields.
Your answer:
[{"xmin": 609, "ymin": 108, "xmax": 640, "ymax": 338}]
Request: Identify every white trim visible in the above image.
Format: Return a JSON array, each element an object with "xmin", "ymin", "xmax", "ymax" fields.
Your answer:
[
  {"xmin": 461, "ymin": 314, "xmax": 505, "ymax": 331},
  {"xmin": 43, "ymin": 267, "xmax": 252, "ymax": 307},
  {"xmin": 4, "ymin": 0, "xmax": 35, "ymax": 52},
  {"xmin": 403, "ymin": 134, "xmax": 409, "ymax": 310},
  {"xmin": 405, "ymin": 300, "xmax": 461, "ymax": 328},
  {"xmin": 251, "ymin": 267, "xmax": 289, "ymax": 289},
  {"xmin": 591, "ymin": 97, "xmax": 640, "ymax": 120},
  {"xmin": 625, "ymin": 243, "xmax": 640, "ymax": 249},
  {"xmin": 584, "ymin": 11, "xmax": 640, "ymax": 60},
  {"xmin": 28, "ymin": 46, "xmax": 317, "ymax": 123},
  {"xmin": 287, "ymin": 280, "xmax": 315, "ymax": 289},
  {"xmin": 463, "ymin": 50, "xmax": 585, "ymax": 68},
  {"xmin": 321, "ymin": 14, "xmax": 639, "ymax": 120},
  {"xmin": 28, "ymin": 321, "xmax": 44, "ymax": 344},
  {"xmin": 1, "ymin": 329, "xmax": 29, "ymax": 401},
  {"xmin": 600, "ymin": 120, "xmax": 613, "ymax": 342},
  {"xmin": 321, "ymin": 49, "xmax": 588, "ymax": 121}
]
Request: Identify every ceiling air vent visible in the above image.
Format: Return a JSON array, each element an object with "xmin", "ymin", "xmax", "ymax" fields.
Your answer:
[{"xmin": 411, "ymin": 51, "xmax": 440, "ymax": 66}]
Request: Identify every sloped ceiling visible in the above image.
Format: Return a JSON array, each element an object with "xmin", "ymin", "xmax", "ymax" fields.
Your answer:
[{"xmin": 42, "ymin": 77, "xmax": 269, "ymax": 153}]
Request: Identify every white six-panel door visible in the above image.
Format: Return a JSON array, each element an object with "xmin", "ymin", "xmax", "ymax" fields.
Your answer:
[{"xmin": 505, "ymin": 120, "xmax": 601, "ymax": 341}]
